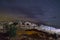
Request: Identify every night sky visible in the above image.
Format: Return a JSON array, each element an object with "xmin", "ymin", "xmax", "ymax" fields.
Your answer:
[{"xmin": 0, "ymin": 0, "xmax": 60, "ymax": 28}]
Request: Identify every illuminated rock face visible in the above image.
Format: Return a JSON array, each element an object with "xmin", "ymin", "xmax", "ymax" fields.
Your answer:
[
  {"xmin": 15, "ymin": 20, "xmax": 60, "ymax": 35},
  {"xmin": 36, "ymin": 25, "xmax": 60, "ymax": 34},
  {"xmin": 18, "ymin": 21, "xmax": 38, "ymax": 29}
]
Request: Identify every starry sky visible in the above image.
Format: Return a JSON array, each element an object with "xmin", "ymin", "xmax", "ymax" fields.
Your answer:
[{"xmin": 0, "ymin": 0, "xmax": 60, "ymax": 28}]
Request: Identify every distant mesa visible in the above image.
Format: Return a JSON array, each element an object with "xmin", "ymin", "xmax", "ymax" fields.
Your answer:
[{"xmin": 0, "ymin": 16, "xmax": 16, "ymax": 22}]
